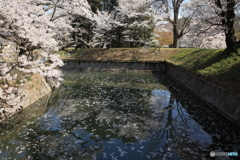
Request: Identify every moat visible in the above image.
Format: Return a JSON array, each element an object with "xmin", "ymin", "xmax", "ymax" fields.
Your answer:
[{"xmin": 0, "ymin": 70, "xmax": 240, "ymax": 159}]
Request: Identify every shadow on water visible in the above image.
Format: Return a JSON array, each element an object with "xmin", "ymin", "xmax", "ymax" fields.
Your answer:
[
  {"xmin": 153, "ymin": 72, "xmax": 240, "ymax": 160},
  {"xmin": 0, "ymin": 70, "xmax": 239, "ymax": 160}
]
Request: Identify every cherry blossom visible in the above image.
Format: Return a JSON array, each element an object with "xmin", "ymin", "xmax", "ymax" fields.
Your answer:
[{"xmin": 0, "ymin": 0, "xmax": 93, "ymax": 110}]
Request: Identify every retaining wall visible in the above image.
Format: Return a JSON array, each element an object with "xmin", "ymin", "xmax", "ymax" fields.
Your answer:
[
  {"xmin": 0, "ymin": 74, "xmax": 52, "ymax": 125},
  {"xmin": 62, "ymin": 60, "xmax": 167, "ymax": 72},
  {"xmin": 167, "ymin": 63, "xmax": 240, "ymax": 126}
]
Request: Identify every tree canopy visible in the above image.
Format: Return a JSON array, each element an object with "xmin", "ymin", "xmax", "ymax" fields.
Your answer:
[{"xmin": 0, "ymin": 0, "xmax": 240, "ymax": 51}]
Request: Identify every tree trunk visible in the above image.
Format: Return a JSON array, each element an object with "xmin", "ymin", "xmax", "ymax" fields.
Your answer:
[
  {"xmin": 173, "ymin": 26, "xmax": 180, "ymax": 48},
  {"xmin": 225, "ymin": 30, "xmax": 237, "ymax": 54},
  {"xmin": 172, "ymin": 0, "xmax": 182, "ymax": 48},
  {"xmin": 225, "ymin": 0, "xmax": 238, "ymax": 54},
  {"xmin": 215, "ymin": 0, "xmax": 238, "ymax": 54}
]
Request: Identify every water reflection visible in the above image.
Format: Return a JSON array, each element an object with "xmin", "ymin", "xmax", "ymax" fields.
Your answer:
[{"xmin": 0, "ymin": 71, "xmax": 240, "ymax": 160}]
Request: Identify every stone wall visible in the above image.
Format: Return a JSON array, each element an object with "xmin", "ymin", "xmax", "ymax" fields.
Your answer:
[
  {"xmin": 0, "ymin": 37, "xmax": 18, "ymax": 63},
  {"xmin": 0, "ymin": 93, "xmax": 50, "ymax": 129},
  {"xmin": 21, "ymin": 73, "xmax": 52, "ymax": 108},
  {"xmin": 0, "ymin": 38, "xmax": 56, "ymax": 126},
  {"xmin": 62, "ymin": 60, "xmax": 167, "ymax": 72},
  {"xmin": 167, "ymin": 63, "xmax": 240, "ymax": 126},
  {"xmin": 0, "ymin": 74, "xmax": 52, "ymax": 124}
]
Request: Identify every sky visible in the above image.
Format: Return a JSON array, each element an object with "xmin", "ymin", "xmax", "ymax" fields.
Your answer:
[{"xmin": 183, "ymin": 0, "xmax": 190, "ymax": 4}]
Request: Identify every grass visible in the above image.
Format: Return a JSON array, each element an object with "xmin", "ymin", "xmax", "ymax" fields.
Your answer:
[
  {"xmin": 167, "ymin": 48, "xmax": 227, "ymax": 71},
  {"xmin": 168, "ymin": 48, "xmax": 240, "ymax": 92},
  {"xmin": 55, "ymin": 48, "xmax": 181, "ymax": 62},
  {"xmin": 55, "ymin": 47, "xmax": 240, "ymax": 92}
]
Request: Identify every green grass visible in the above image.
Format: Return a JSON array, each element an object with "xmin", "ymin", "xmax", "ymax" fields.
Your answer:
[
  {"xmin": 168, "ymin": 48, "xmax": 227, "ymax": 71},
  {"xmin": 55, "ymin": 48, "xmax": 181, "ymax": 62},
  {"xmin": 55, "ymin": 49, "xmax": 84, "ymax": 59},
  {"xmin": 168, "ymin": 48, "xmax": 240, "ymax": 91}
]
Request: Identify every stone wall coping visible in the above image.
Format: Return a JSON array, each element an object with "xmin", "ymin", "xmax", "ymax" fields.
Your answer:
[{"xmin": 62, "ymin": 59, "xmax": 166, "ymax": 63}]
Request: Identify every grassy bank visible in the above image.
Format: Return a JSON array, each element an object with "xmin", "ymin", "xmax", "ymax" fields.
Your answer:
[
  {"xmin": 168, "ymin": 48, "xmax": 240, "ymax": 92},
  {"xmin": 55, "ymin": 47, "xmax": 240, "ymax": 92},
  {"xmin": 56, "ymin": 48, "xmax": 181, "ymax": 62}
]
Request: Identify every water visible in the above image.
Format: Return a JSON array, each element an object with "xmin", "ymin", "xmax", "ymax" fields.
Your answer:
[{"xmin": 0, "ymin": 71, "xmax": 240, "ymax": 160}]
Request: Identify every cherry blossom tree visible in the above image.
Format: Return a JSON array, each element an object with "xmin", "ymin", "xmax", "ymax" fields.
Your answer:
[
  {"xmin": 0, "ymin": 0, "xmax": 93, "ymax": 52},
  {"xmin": 151, "ymin": 0, "xmax": 193, "ymax": 48},
  {"xmin": 0, "ymin": 0, "xmax": 93, "ymax": 111},
  {"xmin": 93, "ymin": 0, "xmax": 156, "ymax": 48},
  {"xmin": 185, "ymin": 0, "xmax": 240, "ymax": 53},
  {"xmin": 93, "ymin": 12, "xmax": 119, "ymax": 48},
  {"xmin": 180, "ymin": 25, "xmax": 226, "ymax": 49},
  {"xmin": 118, "ymin": 0, "xmax": 155, "ymax": 47}
]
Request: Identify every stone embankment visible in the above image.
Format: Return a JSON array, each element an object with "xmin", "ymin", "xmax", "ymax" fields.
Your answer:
[
  {"xmin": 62, "ymin": 60, "xmax": 167, "ymax": 72},
  {"xmin": 0, "ymin": 73, "xmax": 52, "ymax": 125},
  {"xmin": 0, "ymin": 38, "xmax": 53, "ymax": 125},
  {"xmin": 167, "ymin": 63, "xmax": 240, "ymax": 126}
]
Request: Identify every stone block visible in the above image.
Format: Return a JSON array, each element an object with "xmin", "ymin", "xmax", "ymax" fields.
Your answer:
[
  {"xmin": 214, "ymin": 86, "xmax": 221, "ymax": 95},
  {"xmin": 0, "ymin": 43, "xmax": 18, "ymax": 63},
  {"xmin": 222, "ymin": 100, "xmax": 238, "ymax": 118},
  {"xmin": 194, "ymin": 79, "xmax": 202, "ymax": 95},
  {"xmin": 220, "ymin": 89, "xmax": 228, "ymax": 99},
  {"xmin": 32, "ymin": 49, "xmax": 45, "ymax": 62},
  {"xmin": 234, "ymin": 106, "xmax": 240, "ymax": 119},
  {"xmin": 200, "ymin": 84, "xmax": 209, "ymax": 98},
  {"xmin": 226, "ymin": 92, "xmax": 240, "ymax": 104},
  {"xmin": 215, "ymin": 96, "xmax": 224, "ymax": 109},
  {"xmin": 21, "ymin": 73, "xmax": 52, "ymax": 109},
  {"xmin": 206, "ymin": 85, "xmax": 215, "ymax": 103}
]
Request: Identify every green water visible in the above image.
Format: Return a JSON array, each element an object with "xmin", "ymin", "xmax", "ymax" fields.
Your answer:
[{"xmin": 0, "ymin": 71, "xmax": 240, "ymax": 160}]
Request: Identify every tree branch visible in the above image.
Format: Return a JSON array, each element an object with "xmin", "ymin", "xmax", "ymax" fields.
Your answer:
[{"xmin": 196, "ymin": 24, "xmax": 215, "ymax": 37}]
